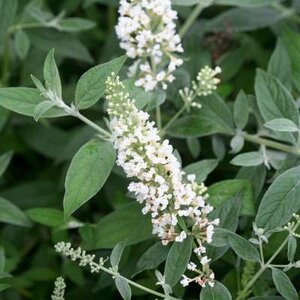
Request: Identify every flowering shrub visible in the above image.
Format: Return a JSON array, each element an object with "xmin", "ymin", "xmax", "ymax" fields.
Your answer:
[{"xmin": 0, "ymin": 0, "xmax": 300, "ymax": 299}]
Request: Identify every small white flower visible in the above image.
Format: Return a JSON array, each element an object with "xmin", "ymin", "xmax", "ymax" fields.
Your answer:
[
  {"xmin": 187, "ymin": 262, "xmax": 197, "ymax": 271},
  {"xmin": 115, "ymin": 0, "xmax": 183, "ymax": 91},
  {"xmin": 180, "ymin": 275, "xmax": 191, "ymax": 287},
  {"xmin": 200, "ymin": 256, "xmax": 211, "ymax": 265}
]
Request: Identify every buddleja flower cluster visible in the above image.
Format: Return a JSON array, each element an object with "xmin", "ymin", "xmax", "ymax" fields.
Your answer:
[
  {"xmin": 105, "ymin": 73, "xmax": 220, "ymax": 288},
  {"xmin": 51, "ymin": 277, "xmax": 66, "ymax": 300},
  {"xmin": 115, "ymin": 0, "xmax": 183, "ymax": 91}
]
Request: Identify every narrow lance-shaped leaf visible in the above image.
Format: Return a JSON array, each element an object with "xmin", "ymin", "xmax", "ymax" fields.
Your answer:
[
  {"xmin": 256, "ymin": 166, "xmax": 300, "ymax": 230},
  {"xmin": 115, "ymin": 276, "xmax": 132, "ymax": 300},
  {"xmin": 75, "ymin": 55, "xmax": 127, "ymax": 110},
  {"xmin": 64, "ymin": 139, "xmax": 116, "ymax": 217},
  {"xmin": 0, "ymin": 197, "xmax": 32, "ymax": 227},
  {"xmin": 200, "ymin": 281, "xmax": 232, "ymax": 300},
  {"xmin": 272, "ymin": 268, "xmax": 298, "ymax": 300},
  {"xmin": 44, "ymin": 49, "xmax": 62, "ymax": 99},
  {"xmin": 0, "ymin": 88, "xmax": 66, "ymax": 118},
  {"xmin": 110, "ymin": 240, "xmax": 127, "ymax": 268},
  {"xmin": 134, "ymin": 242, "xmax": 169, "ymax": 276},
  {"xmin": 231, "ymin": 152, "xmax": 264, "ymax": 167},
  {"xmin": 164, "ymin": 236, "xmax": 192, "ymax": 286},
  {"xmin": 33, "ymin": 101, "xmax": 56, "ymax": 121},
  {"xmin": 264, "ymin": 118, "xmax": 299, "ymax": 133},
  {"xmin": 0, "ymin": 151, "xmax": 13, "ymax": 178}
]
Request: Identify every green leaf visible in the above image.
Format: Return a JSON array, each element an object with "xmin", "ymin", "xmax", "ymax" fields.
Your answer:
[
  {"xmin": 26, "ymin": 208, "xmax": 66, "ymax": 227},
  {"xmin": 75, "ymin": 55, "xmax": 127, "ymax": 110},
  {"xmin": 287, "ymin": 236, "xmax": 297, "ymax": 262},
  {"xmin": 255, "ymin": 69, "xmax": 299, "ymax": 143},
  {"xmin": 168, "ymin": 94, "xmax": 234, "ymax": 138},
  {"xmin": 184, "ymin": 159, "xmax": 218, "ymax": 183},
  {"xmin": 200, "ymin": 281, "xmax": 232, "ymax": 300},
  {"xmin": 0, "ymin": 247, "xmax": 5, "ymax": 272},
  {"xmin": 272, "ymin": 268, "xmax": 297, "ymax": 300},
  {"xmin": 236, "ymin": 165, "xmax": 266, "ymax": 198},
  {"xmin": 115, "ymin": 276, "xmax": 131, "ymax": 300},
  {"xmin": 0, "ymin": 0, "xmax": 17, "ymax": 44},
  {"xmin": 135, "ymin": 242, "xmax": 169, "ymax": 276},
  {"xmin": 44, "ymin": 49, "xmax": 62, "ymax": 98},
  {"xmin": 28, "ymin": 28, "xmax": 93, "ymax": 63},
  {"xmin": 205, "ymin": 7, "xmax": 282, "ymax": 33},
  {"xmin": 264, "ymin": 118, "xmax": 298, "ymax": 133},
  {"xmin": 0, "ymin": 87, "xmax": 66, "ymax": 118},
  {"xmin": 0, "ymin": 197, "xmax": 32, "ymax": 227},
  {"xmin": 234, "ymin": 91, "xmax": 249, "ymax": 129},
  {"xmin": 280, "ymin": 27, "xmax": 300, "ymax": 92},
  {"xmin": 64, "ymin": 139, "xmax": 116, "ymax": 217},
  {"xmin": 172, "ymin": 0, "xmax": 198, "ymax": 6},
  {"xmin": 14, "ymin": 30, "xmax": 30, "ymax": 59},
  {"xmin": 268, "ymin": 39, "xmax": 292, "ymax": 90},
  {"xmin": 230, "ymin": 135, "xmax": 244, "ymax": 154},
  {"xmin": 0, "ymin": 107, "xmax": 10, "ymax": 133},
  {"xmin": 110, "ymin": 240, "xmax": 126, "ymax": 268},
  {"xmin": 209, "ymin": 195, "xmax": 241, "ymax": 232},
  {"xmin": 208, "ymin": 179, "xmax": 255, "ymax": 216},
  {"xmin": 214, "ymin": 0, "xmax": 280, "ymax": 7},
  {"xmin": 0, "ymin": 152, "xmax": 13, "ymax": 178},
  {"xmin": 187, "ymin": 138, "xmax": 201, "ymax": 159},
  {"xmin": 59, "ymin": 18, "xmax": 96, "ymax": 32},
  {"xmin": 82, "ymin": 202, "xmax": 152, "ymax": 249},
  {"xmin": 164, "ymin": 236, "xmax": 192, "ymax": 287},
  {"xmin": 33, "ymin": 100, "xmax": 56, "ymax": 121},
  {"xmin": 256, "ymin": 166, "xmax": 300, "ymax": 230},
  {"xmin": 227, "ymin": 231, "xmax": 260, "ymax": 262},
  {"xmin": 231, "ymin": 152, "xmax": 264, "ymax": 167}
]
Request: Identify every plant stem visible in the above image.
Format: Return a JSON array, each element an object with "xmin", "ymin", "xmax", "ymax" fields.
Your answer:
[
  {"xmin": 237, "ymin": 223, "xmax": 300, "ymax": 299},
  {"xmin": 242, "ymin": 133, "xmax": 300, "ymax": 155},
  {"xmin": 8, "ymin": 22, "xmax": 54, "ymax": 34},
  {"xmin": 96, "ymin": 264, "xmax": 181, "ymax": 300},
  {"xmin": 271, "ymin": 3, "xmax": 300, "ymax": 24},
  {"xmin": 161, "ymin": 104, "xmax": 188, "ymax": 136},
  {"xmin": 156, "ymin": 105, "xmax": 162, "ymax": 130},
  {"xmin": 179, "ymin": 0, "xmax": 213, "ymax": 38},
  {"xmin": 72, "ymin": 110, "xmax": 112, "ymax": 139}
]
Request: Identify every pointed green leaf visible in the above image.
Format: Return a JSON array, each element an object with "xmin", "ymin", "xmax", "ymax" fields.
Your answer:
[
  {"xmin": 256, "ymin": 166, "xmax": 300, "ymax": 230},
  {"xmin": 64, "ymin": 139, "xmax": 116, "ymax": 217},
  {"xmin": 164, "ymin": 236, "xmax": 192, "ymax": 286},
  {"xmin": 43, "ymin": 49, "xmax": 62, "ymax": 98},
  {"xmin": 33, "ymin": 100, "xmax": 56, "ymax": 121},
  {"xmin": 115, "ymin": 276, "xmax": 131, "ymax": 300},
  {"xmin": 200, "ymin": 281, "xmax": 232, "ymax": 300},
  {"xmin": 0, "ymin": 87, "xmax": 66, "ymax": 117},
  {"xmin": 272, "ymin": 268, "xmax": 297, "ymax": 300},
  {"xmin": 75, "ymin": 55, "xmax": 127, "ymax": 110},
  {"xmin": 110, "ymin": 240, "xmax": 127, "ymax": 268},
  {"xmin": 0, "ymin": 151, "xmax": 13, "ymax": 178},
  {"xmin": 135, "ymin": 242, "xmax": 169, "ymax": 276},
  {"xmin": 234, "ymin": 90, "xmax": 249, "ymax": 129},
  {"xmin": 231, "ymin": 152, "xmax": 264, "ymax": 167},
  {"xmin": 0, "ymin": 197, "xmax": 32, "ymax": 227},
  {"xmin": 264, "ymin": 118, "xmax": 298, "ymax": 133},
  {"xmin": 14, "ymin": 30, "xmax": 30, "ymax": 59}
]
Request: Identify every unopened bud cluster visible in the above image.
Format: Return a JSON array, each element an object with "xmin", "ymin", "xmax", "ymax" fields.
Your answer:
[
  {"xmin": 179, "ymin": 66, "xmax": 222, "ymax": 109},
  {"xmin": 51, "ymin": 277, "xmax": 66, "ymax": 300},
  {"xmin": 105, "ymin": 75, "xmax": 219, "ymax": 288},
  {"xmin": 115, "ymin": 0, "xmax": 183, "ymax": 91},
  {"xmin": 55, "ymin": 242, "xmax": 106, "ymax": 273}
]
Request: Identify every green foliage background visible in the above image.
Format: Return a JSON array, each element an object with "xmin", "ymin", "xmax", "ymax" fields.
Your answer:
[{"xmin": 0, "ymin": 0, "xmax": 300, "ymax": 299}]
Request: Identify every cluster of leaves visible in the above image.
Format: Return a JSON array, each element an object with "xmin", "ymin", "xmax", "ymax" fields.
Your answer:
[{"xmin": 0, "ymin": 0, "xmax": 300, "ymax": 299}]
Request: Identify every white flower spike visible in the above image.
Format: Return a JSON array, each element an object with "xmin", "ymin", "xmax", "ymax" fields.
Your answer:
[{"xmin": 115, "ymin": 0, "xmax": 183, "ymax": 91}]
